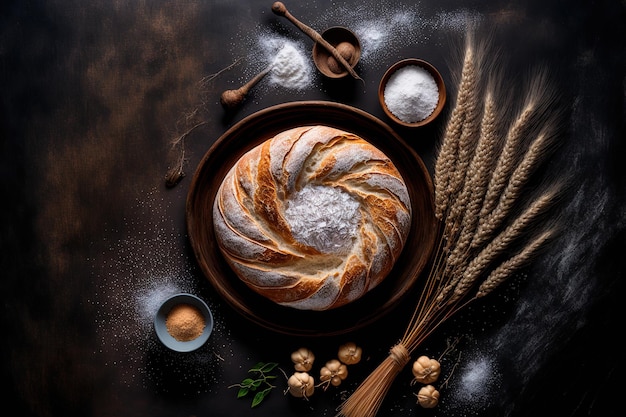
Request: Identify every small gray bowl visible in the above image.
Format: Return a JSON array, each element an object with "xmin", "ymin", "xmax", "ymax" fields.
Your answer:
[{"xmin": 154, "ymin": 293, "xmax": 213, "ymax": 352}]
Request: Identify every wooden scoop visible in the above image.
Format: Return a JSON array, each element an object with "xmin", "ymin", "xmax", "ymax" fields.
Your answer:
[
  {"xmin": 220, "ymin": 66, "xmax": 271, "ymax": 110},
  {"xmin": 271, "ymin": 2, "xmax": 363, "ymax": 82}
]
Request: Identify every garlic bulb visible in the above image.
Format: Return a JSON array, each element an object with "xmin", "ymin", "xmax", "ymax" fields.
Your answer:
[
  {"xmin": 416, "ymin": 384, "xmax": 440, "ymax": 408},
  {"xmin": 320, "ymin": 359, "xmax": 348, "ymax": 387},
  {"xmin": 411, "ymin": 355, "xmax": 441, "ymax": 384},
  {"xmin": 287, "ymin": 372, "xmax": 315, "ymax": 398},
  {"xmin": 291, "ymin": 347, "xmax": 315, "ymax": 371},
  {"xmin": 338, "ymin": 342, "xmax": 362, "ymax": 365}
]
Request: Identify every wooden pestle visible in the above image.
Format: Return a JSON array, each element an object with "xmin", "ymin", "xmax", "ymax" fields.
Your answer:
[
  {"xmin": 220, "ymin": 66, "xmax": 271, "ymax": 110},
  {"xmin": 271, "ymin": 2, "xmax": 363, "ymax": 82}
]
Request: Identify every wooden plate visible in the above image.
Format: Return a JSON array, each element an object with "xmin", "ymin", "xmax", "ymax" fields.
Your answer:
[{"xmin": 186, "ymin": 101, "xmax": 437, "ymax": 336}]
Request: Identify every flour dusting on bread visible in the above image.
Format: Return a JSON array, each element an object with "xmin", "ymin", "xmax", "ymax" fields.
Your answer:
[{"xmin": 213, "ymin": 125, "xmax": 412, "ymax": 310}]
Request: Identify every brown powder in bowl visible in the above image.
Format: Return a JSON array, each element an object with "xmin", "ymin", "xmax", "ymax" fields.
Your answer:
[{"xmin": 165, "ymin": 303, "xmax": 206, "ymax": 341}]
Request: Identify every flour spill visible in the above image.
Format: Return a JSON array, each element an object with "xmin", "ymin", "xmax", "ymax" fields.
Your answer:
[
  {"xmin": 260, "ymin": 37, "xmax": 314, "ymax": 89},
  {"xmin": 90, "ymin": 188, "xmax": 232, "ymax": 394},
  {"xmin": 229, "ymin": 31, "xmax": 314, "ymax": 98},
  {"xmin": 227, "ymin": 2, "xmax": 483, "ymax": 97},
  {"xmin": 316, "ymin": 4, "xmax": 483, "ymax": 66},
  {"xmin": 454, "ymin": 355, "xmax": 500, "ymax": 406},
  {"xmin": 489, "ymin": 157, "xmax": 617, "ymax": 386}
]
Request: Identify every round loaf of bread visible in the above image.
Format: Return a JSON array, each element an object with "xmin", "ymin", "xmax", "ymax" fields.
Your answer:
[{"xmin": 212, "ymin": 125, "xmax": 412, "ymax": 311}]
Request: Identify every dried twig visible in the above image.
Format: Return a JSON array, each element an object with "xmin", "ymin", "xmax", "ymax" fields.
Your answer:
[
  {"xmin": 164, "ymin": 59, "xmax": 241, "ymax": 187},
  {"xmin": 199, "ymin": 57, "xmax": 242, "ymax": 89},
  {"xmin": 165, "ymin": 121, "xmax": 208, "ymax": 188}
]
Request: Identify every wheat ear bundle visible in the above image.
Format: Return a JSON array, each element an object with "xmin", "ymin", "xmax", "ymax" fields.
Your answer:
[{"xmin": 336, "ymin": 31, "xmax": 564, "ymax": 417}]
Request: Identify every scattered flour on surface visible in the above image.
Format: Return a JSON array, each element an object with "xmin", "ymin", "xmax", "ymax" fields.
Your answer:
[
  {"xmin": 433, "ymin": 9, "xmax": 484, "ymax": 33},
  {"xmin": 259, "ymin": 35, "xmax": 313, "ymax": 90},
  {"xmin": 314, "ymin": 3, "xmax": 483, "ymax": 67},
  {"xmin": 435, "ymin": 351, "xmax": 501, "ymax": 416},
  {"xmin": 90, "ymin": 189, "xmax": 230, "ymax": 392},
  {"xmin": 455, "ymin": 356, "xmax": 498, "ymax": 404}
]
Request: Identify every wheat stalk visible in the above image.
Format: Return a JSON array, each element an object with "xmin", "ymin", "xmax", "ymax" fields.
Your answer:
[
  {"xmin": 449, "ymin": 189, "xmax": 557, "ymax": 303},
  {"xmin": 445, "ymin": 50, "xmax": 482, "ymax": 221},
  {"xmin": 472, "ymin": 129, "xmax": 552, "ymax": 248},
  {"xmin": 445, "ymin": 89, "xmax": 498, "ymax": 271},
  {"xmin": 336, "ymin": 31, "xmax": 564, "ymax": 417},
  {"xmin": 477, "ymin": 100, "xmax": 535, "ymax": 222},
  {"xmin": 476, "ymin": 228, "xmax": 555, "ymax": 298},
  {"xmin": 433, "ymin": 36, "xmax": 475, "ymax": 220}
]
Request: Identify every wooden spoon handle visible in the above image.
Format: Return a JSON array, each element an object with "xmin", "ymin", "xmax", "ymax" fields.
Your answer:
[
  {"xmin": 271, "ymin": 2, "xmax": 322, "ymax": 44},
  {"xmin": 271, "ymin": 2, "xmax": 363, "ymax": 82},
  {"xmin": 220, "ymin": 66, "xmax": 271, "ymax": 109},
  {"xmin": 239, "ymin": 66, "xmax": 271, "ymax": 95}
]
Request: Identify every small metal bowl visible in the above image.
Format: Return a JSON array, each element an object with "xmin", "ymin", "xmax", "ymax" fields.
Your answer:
[
  {"xmin": 154, "ymin": 293, "xmax": 213, "ymax": 352},
  {"xmin": 312, "ymin": 26, "xmax": 361, "ymax": 79},
  {"xmin": 378, "ymin": 58, "xmax": 446, "ymax": 128}
]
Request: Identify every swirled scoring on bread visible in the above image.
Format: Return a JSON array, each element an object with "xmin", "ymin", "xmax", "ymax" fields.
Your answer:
[{"xmin": 213, "ymin": 125, "xmax": 412, "ymax": 311}]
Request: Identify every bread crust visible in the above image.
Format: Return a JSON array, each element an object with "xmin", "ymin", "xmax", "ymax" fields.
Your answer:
[{"xmin": 213, "ymin": 125, "xmax": 412, "ymax": 310}]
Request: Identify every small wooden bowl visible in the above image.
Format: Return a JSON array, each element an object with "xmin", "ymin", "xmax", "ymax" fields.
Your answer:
[
  {"xmin": 379, "ymin": 58, "xmax": 446, "ymax": 128},
  {"xmin": 312, "ymin": 26, "xmax": 361, "ymax": 79}
]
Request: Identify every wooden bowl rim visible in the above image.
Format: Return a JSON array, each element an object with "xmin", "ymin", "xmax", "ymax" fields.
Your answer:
[
  {"xmin": 312, "ymin": 26, "xmax": 361, "ymax": 79},
  {"xmin": 186, "ymin": 100, "xmax": 437, "ymax": 336}
]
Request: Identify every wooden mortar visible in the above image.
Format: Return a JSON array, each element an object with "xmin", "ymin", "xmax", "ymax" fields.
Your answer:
[{"xmin": 271, "ymin": 2, "xmax": 363, "ymax": 82}]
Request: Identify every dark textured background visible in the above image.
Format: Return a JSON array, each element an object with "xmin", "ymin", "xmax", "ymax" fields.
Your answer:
[{"xmin": 2, "ymin": 1, "xmax": 624, "ymax": 416}]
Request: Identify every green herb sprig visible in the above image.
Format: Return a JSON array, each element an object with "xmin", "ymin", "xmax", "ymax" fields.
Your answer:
[{"xmin": 230, "ymin": 362, "xmax": 279, "ymax": 408}]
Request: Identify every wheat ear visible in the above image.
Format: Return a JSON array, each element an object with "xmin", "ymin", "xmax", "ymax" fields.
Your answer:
[
  {"xmin": 476, "ymin": 228, "xmax": 555, "ymax": 298},
  {"xmin": 477, "ymin": 100, "xmax": 536, "ymax": 222},
  {"xmin": 445, "ymin": 89, "xmax": 499, "ymax": 269},
  {"xmin": 473, "ymin": 129, "xmax": 554, "ymax": 248},
  {"xmin": 449, "ymin": 189, "xmax": 558, "ymax": 303},
  {"xmin": 434, "ymin": 39, "xmax": 475, "ymax": 219},
  {"xmin": 445, "ymin": 50, "xmax": 482, "ymax": 225}
]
